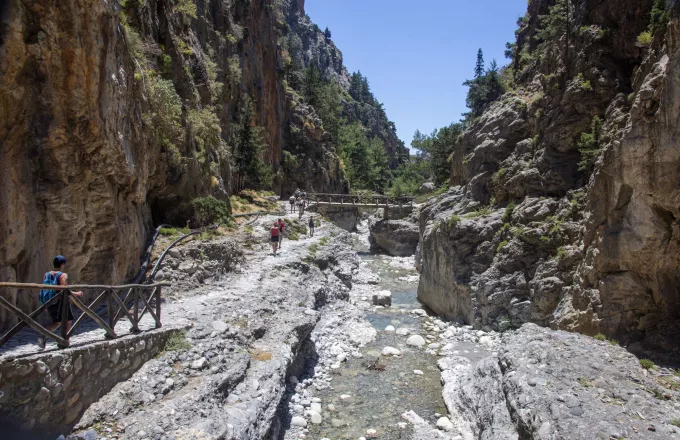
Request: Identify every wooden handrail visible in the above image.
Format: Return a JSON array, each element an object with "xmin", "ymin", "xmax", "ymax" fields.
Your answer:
[
  {"xmin": 0, "ymin": 282, "xmax": 171, "ymax": 290},
  {"xmin": 0, "ymin": 282, "xmax": 169, "ymax": 350}
]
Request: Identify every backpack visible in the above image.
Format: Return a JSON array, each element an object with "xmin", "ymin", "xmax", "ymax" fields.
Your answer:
[{"xmin": 39, "ymin": 271, "xmax": 63, "ymax": 304}]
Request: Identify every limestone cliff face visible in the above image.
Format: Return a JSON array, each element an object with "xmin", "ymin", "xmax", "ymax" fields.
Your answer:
[
  {"xmin": 418, "ymin": 0, "xmax": 680, "ymax": 351},
  {"xmin": 556, "ymin": 19, "xmax": 680, "ymax": 351},
  {"xmin": 0, "ymin": 0, "xmax": 398, "ymax": 329},
  {"xmin": 0, "ymin": 0, "xmax": 152, "ymax": 327}
]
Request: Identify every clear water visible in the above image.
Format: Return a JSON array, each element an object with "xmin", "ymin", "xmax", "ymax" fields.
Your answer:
[{"xmin": 306, "ymin": 225, "xmax": 447, "ymax": 439}]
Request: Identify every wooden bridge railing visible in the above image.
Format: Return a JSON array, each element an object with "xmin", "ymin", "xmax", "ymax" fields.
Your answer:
[
  {"xmin": 0, "ymin": 282, "xmax": 170, "ymax": 349},
  {"xmin": 307, "ymin": 193, "xmax": 416, "ymax": 207}
]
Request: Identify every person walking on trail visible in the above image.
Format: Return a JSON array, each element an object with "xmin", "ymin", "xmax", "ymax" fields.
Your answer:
[
  {"xmin": 270, "ymin": 223, "xmax": 281, "ymax": 255},
  {"xmin": 289, "ymin": 195, "xmax": 296, "ymax": 213},
  {"xmin": 37, "ymin": 255, "xmax": 84, "ymax": 349},
  {"xmin": 308, "ymin": 216, "xmax": 315, "ymax": 237},
  {"xmin": 277, "ymin": 218, "xmax": 286, "ymax": 249}
]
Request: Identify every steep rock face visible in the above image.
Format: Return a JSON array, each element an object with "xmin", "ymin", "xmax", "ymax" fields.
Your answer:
[
  {"xmin": 417, "ymin": 0, "xmax": 680, "ymax": 349},
  {"xmin": 0, "ymin": 0, "xmax": 399, "ymax": 329},
  {"xmin": 555, "ymin": 20, "xmax": 680, "ymax": 350},
  {"xmin": 0, "ymin": 0, "xmax": 152, "ymax": 326},
  {"xmin": 369, "ymin": 220, "xmax": 419, "ymax": 257},
  {"xmin": 279, "ymin": 0, "xmax": 408, "ymax": 171}
]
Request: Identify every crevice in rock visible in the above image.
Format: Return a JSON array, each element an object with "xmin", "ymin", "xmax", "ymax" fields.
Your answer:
[
  {"xmin": 266, "ymin": 334, "xmax": 319, "ymax": 440},
  {"xmin": 496, "ymin": 356, "xmax": 532, "ymax": 440}
]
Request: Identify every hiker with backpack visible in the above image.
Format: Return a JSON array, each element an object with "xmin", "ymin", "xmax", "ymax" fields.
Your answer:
[
  {"xmin": 37, "ymin": 255, "xmax": 83, "ymax": 349},
  {"xmin": 270, "ymin": 223, "xmax": 281, "ymax": 256},
  {"xmin": 289, "ymin": 195, "xmax": 296, "ymax": 213},
  {"xmin": 308, "ymin": 216, "xmax": 316, "ymax": 237}
]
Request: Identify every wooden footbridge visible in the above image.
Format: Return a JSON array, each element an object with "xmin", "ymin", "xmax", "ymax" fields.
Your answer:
[{"xmin": 307, "ymin": 193, "xmax": 415, "ymax": 219}]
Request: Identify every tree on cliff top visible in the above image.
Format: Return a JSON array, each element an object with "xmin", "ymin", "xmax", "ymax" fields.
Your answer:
[
  {"xmin": 474, "ymin": 49, "xmax": 485, "ymax": 78},
  {"xmin": 463, "ymin": 56, "xmax": 506, "ymax": 119}
]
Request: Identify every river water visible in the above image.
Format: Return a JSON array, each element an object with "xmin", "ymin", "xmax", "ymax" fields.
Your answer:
[{"xmin": 305, "ymin": 222, "xmax": 449, "ymax": 439}]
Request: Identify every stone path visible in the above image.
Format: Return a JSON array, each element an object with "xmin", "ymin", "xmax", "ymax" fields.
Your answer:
[{"xmin": 71, "ymin": 207, "xmax": 357, "ymax": 439}]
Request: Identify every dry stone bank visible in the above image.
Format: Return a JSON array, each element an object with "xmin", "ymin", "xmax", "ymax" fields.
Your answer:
[{"xmin": 0, "ymin": 327, "xmax": 187, "ymax": 434}]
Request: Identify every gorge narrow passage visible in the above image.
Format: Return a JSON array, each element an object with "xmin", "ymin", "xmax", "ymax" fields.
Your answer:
[{"xmin": 279, "ymin": 219, "xmax": 492, "ymax": 440}]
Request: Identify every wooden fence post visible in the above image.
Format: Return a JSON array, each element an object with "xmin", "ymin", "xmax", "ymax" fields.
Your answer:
[
  {"xmin": 155, "ymin": 286, "xmax": 162, "ymax": 329},
  {"xmin": 59, "ymin": 290, "xmax": 70, "ymax": 348},
  {"xmin": 107, "ymin": 290, "xmax": 114, "ymax": 332},
  {"xmin": 132, "ymin": 288, "xmax": 140, "ymax": 333}
]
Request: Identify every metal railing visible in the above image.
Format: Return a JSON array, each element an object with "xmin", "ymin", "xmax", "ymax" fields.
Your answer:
[
  {"xmin": 0, "ymin": 282, "xmax": 169, "ymax": 349},
  {"xmin": 307, "ymin": 193, "xmax": 416, "ymax": 207}
]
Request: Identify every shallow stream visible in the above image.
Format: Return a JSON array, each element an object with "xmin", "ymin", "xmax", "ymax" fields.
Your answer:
[{"xmin": 306, "ymin": 222, "xmax": 448, "ymax": 439}]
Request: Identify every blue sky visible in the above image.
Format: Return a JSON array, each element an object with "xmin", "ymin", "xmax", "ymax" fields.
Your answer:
[{"xmin": 305, "ymin": 0, "xmax": 528, "ymax": 150}]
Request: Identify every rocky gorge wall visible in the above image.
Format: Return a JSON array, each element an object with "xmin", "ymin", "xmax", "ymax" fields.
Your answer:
[
  {"xmin": 0, "ymin": 0, "xmax": 401, "ymax": 330},
  {"xmin": 417, "ymin": 0, "xmax": 680, "ymax": 353}
]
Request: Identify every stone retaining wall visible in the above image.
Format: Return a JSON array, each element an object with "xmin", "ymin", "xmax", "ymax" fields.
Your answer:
[{"xmin": 0, "ymin": 327, "xmax": 187, "ymax": 435}]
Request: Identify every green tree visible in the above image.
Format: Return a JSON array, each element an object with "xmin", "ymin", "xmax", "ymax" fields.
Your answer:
[
  {"xmin": 369, "ymin": 138, "xmax": 392, "ymax": 193},
  {"xmin": 303, "ymin": 64, "xmax": 324, "ymax": 107},
  {"xmin": 535, "ymin": 0, "xmax": 572, "ymax": 75},
  {"xmin": 232, "ymin": 96, "xmax": 272, "ymax": 192},
  {"xmin": 474, "ymin": 49, "xmax": 485, "ymax": 78},
  {"xmin": 324, "ymin": 27, "xmax": 332, "ymax": 40},
  {"xmin": 650, "ymin": 0, "xmax": 669, "ymax": 33},
  {"xmin": 463, "ymin": 58, "xmax": 506, "ymax": 119},
  {"xmin": 577, "ymin": 116, "xmax": 604, "ymax": 172}
]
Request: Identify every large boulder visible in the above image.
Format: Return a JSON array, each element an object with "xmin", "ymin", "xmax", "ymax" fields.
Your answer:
[
  {"xmin": 369, "ymin": 220, "xmax": 419, "ymax": 256},
  {"xmin": 419, "ymin": 182, "xmax": 436, "ymax": 194}
]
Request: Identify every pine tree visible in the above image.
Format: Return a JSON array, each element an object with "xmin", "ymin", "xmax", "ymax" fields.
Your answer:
[
  {"xmin": 324, "ymin": 27, "xmax": 332, "ymax": 41},
  {"xmin": 474, "ymin": 49, "xmax": 485, "ymax": 78},
  {"xmin": 304, "ymin": 64, "xmax": 323, "ymax": 107},
  {"xmin": 232, "ymin": 96, "xmax": 272, "ymax": 192}
]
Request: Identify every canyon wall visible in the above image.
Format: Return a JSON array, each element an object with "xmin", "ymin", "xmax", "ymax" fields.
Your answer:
[
  {"xmin": 0, "ymin": 0, "xmax": 403, "ymax": 329},
  {"xmin": 417, "ymin": 0, "xmax": 680, "ymax": 353}
]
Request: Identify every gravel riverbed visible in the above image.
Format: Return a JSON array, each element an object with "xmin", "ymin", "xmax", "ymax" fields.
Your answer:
[{"xmin": 68, "ymin": 209, "xmax": 680, "ymax": 440}]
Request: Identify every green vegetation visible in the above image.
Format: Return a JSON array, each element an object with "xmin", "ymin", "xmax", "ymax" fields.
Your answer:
[
  {"xmin": 187, "ymin": 108, "xmax": 221, "ymax": 162},
  {"xmin": 637, "ymin": 31, "xmax": 653, "ymax": 47},
  {"xmin": 165, "ymin": 332, "xmax": 192, "ymax": 352},
  {"xmin": 319, "ymin": 237, "xmax": 331, "ymax": 246},
  {"xmin": 574, "ymin": 73, "xmax": 592, "ymax": 91},
  {"xmin": 289, "ymin": 231, "xmax": 300, "ymax": 241},
  {"xmin": 191, "ymin": 196, "xmax": 231, "ymax": 227},
  {"xmin": 464, "ymin": 207, "xmax": 493, "ymax": 219},
  {"xmin": 231, "ymin": 96, "xmax": 273, "ymax": 193},
  {"xmin": 512, "ymin": 226, "xmax": 527, "ymax": 238},
  {"xmin": 285, "ymin": 218, "xmax": 308, "ymax": 236},
  {"xmin": 497, "ymin": 241, "xmax": 509, "ymax": 253},
  {"xmin": 159, "ymin": 227, "xmax": 190, "ymax": 236},
  {"xmin": 409, "ymin": 123, "xmax": 464, "ymax": 187},
  {"xmin": 283, "ymin": 53, "xmax": 403, "ymax": 194},
  {"xmin": 555, "ymin": 246, "xmax": 567, "ymax": 261},
  {"xmin": 594, "ymin": 333, "xmax": 606, "ymax": 341},
  {"xmin": 640, "ymin": 359, "xmax": 656, "ymax": 370},
  {"xmin": 463, "ymin": 50, "xmax": 506, "ymax": 120},
  {"xmin": 578, "ymin": 116, "xmax": 604, "ymax": 172},
  {"xmin": 173, "ymin": 0, "xmax": 198, "ymax": 19},
  {"xmin": 448, "ymin": 215, "xmax": 462, "ymax": 229},
  {"xmin": 671, "ymin": 419, "xmax": 680, "ymax": 428},
  {"xmin": 650, "ymin": 0, "xmax": 669, "ymax": 34},
  {"xmin": 636, "ymin": 0, "xmax": 669, "ymax": 48},
  {"xmin": 502, "ymin": 202, "xmax": 516, "ymax": 222},
  {"xmin": 144, "ymin": 76, "xmax": 185, "ymax": 169}
]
